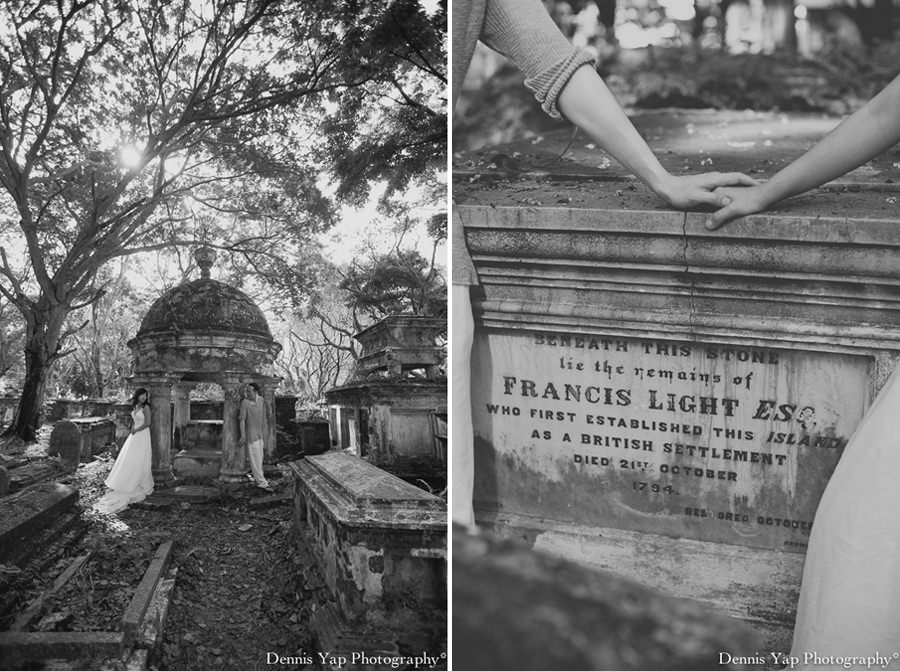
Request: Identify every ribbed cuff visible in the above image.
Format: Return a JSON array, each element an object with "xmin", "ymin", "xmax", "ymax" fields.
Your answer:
[{"xmin": 524, "ymin": 49, "xmax": 595, "ymax": 120}]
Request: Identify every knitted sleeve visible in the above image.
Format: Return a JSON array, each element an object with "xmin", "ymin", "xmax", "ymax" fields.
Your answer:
[{"xmin": 479, "ymin": 0, "xmax": 595, "ymax": 119}]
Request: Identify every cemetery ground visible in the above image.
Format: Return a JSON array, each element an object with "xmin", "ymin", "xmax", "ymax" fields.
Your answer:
[{"xmin": 0, "ymin": 432, "xmax": 446, "ymax": 671}]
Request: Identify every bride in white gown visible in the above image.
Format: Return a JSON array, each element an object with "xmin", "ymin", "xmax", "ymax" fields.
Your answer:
[
  {"xmin": 93, "ymin": 388, "xmax": 154, "ymax": 514},
  {"xmin": 708, "ymin": 75, "xmax": 900, "ymax": 665},
  {"xmin": 789, "ymin": 364, "xmax": 900, "ymax": 666}
]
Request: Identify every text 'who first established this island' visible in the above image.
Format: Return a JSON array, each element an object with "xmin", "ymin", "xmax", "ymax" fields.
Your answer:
[{"xmin": 473, "ymin": 331, "xmax": 871, "ymax": 552}]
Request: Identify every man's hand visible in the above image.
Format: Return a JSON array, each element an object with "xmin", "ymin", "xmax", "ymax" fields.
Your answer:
[
  {"xmin": 704, "ymin": 185, "xmax": 773, "ymax": 230},
  {"xmin": 656, "ymin": 172, "xmax": 760, "ymax": 210}
]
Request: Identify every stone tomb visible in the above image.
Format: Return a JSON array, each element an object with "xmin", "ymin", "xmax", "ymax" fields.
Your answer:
[
  {"xmin": 48, "ymin": 418, "xmax": 117, "ymax": 465},
  {"xmin": 475, "ymin": 336, "xmax": 868, "ymax": 551},
  {"xmin": 289, "ymin": 452, "xmax": 446, "ymax": 622},
  {"xmin": 325, "ymin": 315, "xmax": 446, "ymax": 466},
  {"xmin": 128, "ymin": 246, "xmax": 281, "ymax": 485},
  {"xmin": 454, "ymin": 110, "xmax": 900, "ymax": 646}
]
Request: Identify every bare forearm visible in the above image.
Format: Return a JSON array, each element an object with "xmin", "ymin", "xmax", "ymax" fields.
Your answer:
[
  {"xmin": 761, "ymin": 74, "xmax": 900, "ymax": 205},
  {"xmin": 557, "ymin": 66, "xmax": 670, "ymax": 195}
]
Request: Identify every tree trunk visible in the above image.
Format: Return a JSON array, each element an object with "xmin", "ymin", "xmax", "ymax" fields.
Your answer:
[
  {"xmin": 3, "ymin": 303, "xmax": 68, "ymax": 442},
  {"xmin": 7, "ymin": 338, "xmax": 52, "ymax": 441},
  {"xmin": 91, "ymin": 307, "xmax": 103, "ymax": 398},
  {"xmin": 762, "ymin": 0, "xmax": 797, "ymax": 52}
]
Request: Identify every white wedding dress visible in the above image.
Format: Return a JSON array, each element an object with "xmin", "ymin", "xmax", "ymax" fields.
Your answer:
[
  {"xmin": 93, "ymin": 407, "xmax": 154, "ymax": 514},
  {"xmin": 791, "ymin": 364, "xmax": 900, "ymax": 667}
]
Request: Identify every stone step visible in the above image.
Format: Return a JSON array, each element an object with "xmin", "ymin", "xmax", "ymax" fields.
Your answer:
[
  {"xmin": 148, "ymin": 485, "xmax": 222, "ymax": 503},
  {"xmin": 0, "ymin": 483, "xmax": 79, "ymax": 564},
  {"xmin": 248, "ymin": 490, "xmax": 292, "ymax": 508},
  {"xmin": 132, "ymin": 497, "xmax": 176, "ymax": 511}
]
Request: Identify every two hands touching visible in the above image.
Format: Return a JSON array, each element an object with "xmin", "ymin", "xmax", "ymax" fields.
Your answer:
[
  {"xmin": 562, "ymin": 69, "xmax": 900, "ymax": 230},
  {"xmin": 655, "ymin": 172, "xmax": 761, "ymax": 218},
  {"xmin": 705, "ymin": 184, "xmax": 772, "ymax": 230},
  {"xmin": 656, "ymin": 73, "xmax": 900, "ymax": 227},
  {"xmin": 654, "ymin": 172, "xmax": 762, "ymax": 223},
  {"xmin": 660, "ymin": 173, "xmax": 772, "ymax": 231}
]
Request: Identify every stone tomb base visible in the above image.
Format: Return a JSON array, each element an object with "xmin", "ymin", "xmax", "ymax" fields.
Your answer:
[
  {"xmin": 289, "ymin": 452, "xmax": 446, "ymax": 622},
  {"xmin": 172, "ymin": 448, "xmax": 222, "ymax": 479},
  {"xmin": 476, "ymin": 511, "xmax": 801, "ymax": 650}
]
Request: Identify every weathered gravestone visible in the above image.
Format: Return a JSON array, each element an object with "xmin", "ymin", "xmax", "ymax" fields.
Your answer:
[
  {"xmin": 454, "ymin": 109, "xmax": 900, "ymax": 648},
  {"xmin": 48, "ymin": 418, "xmax": 116, "ymax": 465}
]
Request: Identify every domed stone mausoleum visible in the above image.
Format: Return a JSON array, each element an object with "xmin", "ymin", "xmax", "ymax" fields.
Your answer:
[{"xmin": 128, "ymin": 247, "xmax": 281, "ymax": 484}]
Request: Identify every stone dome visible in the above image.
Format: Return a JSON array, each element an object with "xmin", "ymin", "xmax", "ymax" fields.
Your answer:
[
  {"xmin": 137, "ymin": 278, "xmax": 272, "ymax": 338},
  {"xmin": 136, "ymin": 247, "xmax": 272, "ymax": 338}
]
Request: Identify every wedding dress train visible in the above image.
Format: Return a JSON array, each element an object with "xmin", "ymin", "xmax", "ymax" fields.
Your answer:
[
  {"xmin": 93, "ymin": 407, "xmax": 154, "ymax": 514},
  {"xmin": 791, "ymin": 364, "xmax": 900, "ymax": 667}
]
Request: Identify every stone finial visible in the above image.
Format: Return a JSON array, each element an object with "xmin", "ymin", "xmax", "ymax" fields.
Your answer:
[{"xmin": 194, "ymin": 246, "xmax": 216, "ymax": 279}]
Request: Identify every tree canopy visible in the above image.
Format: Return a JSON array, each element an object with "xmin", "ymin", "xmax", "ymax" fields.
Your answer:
[
  {"xmin": 315, "ymin": 0, "xmax": 447, "ymax": 208},
  {"xmin": 0, "ymin": 0, "xmax": 447, "ymax": 439}
]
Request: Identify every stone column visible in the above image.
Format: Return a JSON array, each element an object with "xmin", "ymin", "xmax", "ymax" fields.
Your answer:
[
  {"xmin": 172, "ymin": 383, "xmax": 193, "ymax": 453},
  {"xmin": 146, "ymin": 379, "xmax": 176, "ymax": 486},
  {"xmin": 219, "ymin": 380, "xmax": 246, "ymax": 483},
  {"xmin": 259, "ymin": 378, "xmax": 279, "ymax": 462}
]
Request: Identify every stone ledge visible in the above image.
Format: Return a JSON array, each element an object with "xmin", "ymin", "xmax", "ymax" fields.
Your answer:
[
  {"xmin": 453, "ymin": 525, "xmax": 761, "ymax": 671},
  {"xmin": 0, "ymin": 483, "xmax": 78, "ymax": 563},
  {"xmin": 7, "ymin": 462, "xmax": 65, "ymax": 493},
  {"xmin": 459, "ymin": 203, "xmax": 900, "ymax": 353},
  {"xmin": 0, "ymin": 631, "xmax": 124, "ymax": 667},
  {"xmin": 475, "ymin": 511, "xmax": 800, "ymax": 645},
  {"xmin": 455, "ymin": 111, "xmax": 900, "ymax": 355},
  {"xmin": 292, "ymin": 452, "xmax": 445, "ymax": 523},
  {"xmin": 137, "ymin": 567, "xmax": 177, "ymax": 657},
  {"xmin": 122, "ymin": 541, "xmax": 174, "ymax": 650}
]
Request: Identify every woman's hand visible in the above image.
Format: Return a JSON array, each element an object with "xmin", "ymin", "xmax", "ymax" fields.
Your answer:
[
  {"xmin": 704, "ymin": 185, "xmax": 774, "ymax": 230},
  {"xmin": 655, "ymin": 172, "xmax": 760, "ymax": 210}
]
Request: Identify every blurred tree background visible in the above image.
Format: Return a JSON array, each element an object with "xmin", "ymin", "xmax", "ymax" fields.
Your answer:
[{"xmin": 453, "ymin": 0, "xmax": 900, "ymax": 150}]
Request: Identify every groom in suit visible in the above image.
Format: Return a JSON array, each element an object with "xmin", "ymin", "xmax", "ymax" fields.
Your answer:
[{"xmin": 239, "ymin": 383, "xmax": 273, "ymax": 492}]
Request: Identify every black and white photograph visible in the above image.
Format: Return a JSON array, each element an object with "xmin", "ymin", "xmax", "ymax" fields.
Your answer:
[
  {"xmin": 4, "ymin": 0, "xmax": 900, "ymax": 669},
  {"xmin": 0, "ymin": 1, "xmax": 447, "ymax": 669}
]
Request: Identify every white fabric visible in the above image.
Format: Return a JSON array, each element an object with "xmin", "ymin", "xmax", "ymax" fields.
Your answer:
[
  {"xmin": 93, "ymin": 407, "xmax": 154, "ymax": 514},
  {"xmin": 247, "ymin": 438, "xmax": 269, "ymax": 487},
  {"xmin": 791, "ymin": 364, "xmax": 900, "ymax": 668},
  {"xmin": 451, "ymin": 285, "xmax": 476, "ymax": 528}
]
